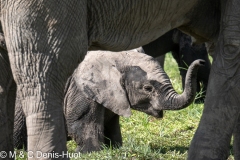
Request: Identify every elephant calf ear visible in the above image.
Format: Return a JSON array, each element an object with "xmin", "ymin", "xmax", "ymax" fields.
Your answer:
[{"xmin": 74, "ymin": 60, "xmax": 132, "ymax": 117}]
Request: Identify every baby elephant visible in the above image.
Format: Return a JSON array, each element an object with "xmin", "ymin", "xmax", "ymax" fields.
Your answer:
[{"xmin": 64, "ymin": 50, "xmax": 204, "ymax": 153}]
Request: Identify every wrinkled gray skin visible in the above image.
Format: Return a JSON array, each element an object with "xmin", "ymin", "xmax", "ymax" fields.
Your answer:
[
  {"xmin": 64, "ymin": 51, "xmax": 204, "ymax": 153},
  {"xmin": 1, "ymin": 0, "xmax": 240, "ymax": 159},
  {"xmin": 143, "ymin": 29, "xmax": 211, "ymax": 103},
  {"xmin": 13, "ymin": 50, "xmax": 204, "ymax": 152}
]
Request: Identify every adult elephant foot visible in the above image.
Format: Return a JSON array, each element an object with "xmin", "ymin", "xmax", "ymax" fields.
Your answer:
[
  {"xmin": 188, "ymin": 0, "xmax": 240, "ymax": 159},
  {"xmin": 25, "ymin": 108, "xmax": 67, "ymax": 157}
]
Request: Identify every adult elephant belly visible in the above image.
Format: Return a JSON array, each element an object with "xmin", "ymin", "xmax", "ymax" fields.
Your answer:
[{"xmin": 88, "ymin": 0, "xmax": 200, "ymax": 51}]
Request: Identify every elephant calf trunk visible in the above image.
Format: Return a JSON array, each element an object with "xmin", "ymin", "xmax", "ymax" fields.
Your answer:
[{"xmin": 163, "ymin": 59, "xmax": 205, "ymax": 110}]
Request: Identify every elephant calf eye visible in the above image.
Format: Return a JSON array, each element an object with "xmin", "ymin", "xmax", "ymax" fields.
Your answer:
[{"xmin": 143, "ymin": 85, "xmax": 153, "ymax": 93}]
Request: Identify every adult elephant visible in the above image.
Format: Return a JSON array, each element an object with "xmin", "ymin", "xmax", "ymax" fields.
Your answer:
[{"xmin": 1, "ymin": 0, "xmax": 239, "ymax": 159}]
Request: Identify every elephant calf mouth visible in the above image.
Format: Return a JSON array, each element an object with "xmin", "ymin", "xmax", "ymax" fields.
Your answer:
[{"xmin": 132, "ymin": 103, "xmax": 164, "ymax": 118}]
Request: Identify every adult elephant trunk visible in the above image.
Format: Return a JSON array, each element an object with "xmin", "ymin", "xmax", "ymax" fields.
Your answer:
[{"xmin": 159, "ymin": 59, "xmax": 205, "ymax": 110}]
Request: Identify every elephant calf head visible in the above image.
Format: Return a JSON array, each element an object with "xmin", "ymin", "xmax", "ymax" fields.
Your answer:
[{"xmin": 64, "ymin": 50, "xmax": 205, "ymax": 153}]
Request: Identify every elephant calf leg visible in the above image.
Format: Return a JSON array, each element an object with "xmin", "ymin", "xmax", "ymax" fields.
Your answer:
[
  {"xmin": 64, "ymin": 78, "xmax": 107, "ymax": 153},
  {"xmin": 66, "ymin": 102, "xmax": 105, "ymax": 153},
  {"xmin": 104, "ymin": 112, "xmax": 122, "ymax": 148},
  {"xmin": 74, "ymin": 122, "xmax": 105, "ymax": 153}
]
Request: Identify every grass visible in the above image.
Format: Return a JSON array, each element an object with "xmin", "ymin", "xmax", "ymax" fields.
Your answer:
[{"xmin": 15, "ymin": 53, "xmax": 234, "ymax": 159}]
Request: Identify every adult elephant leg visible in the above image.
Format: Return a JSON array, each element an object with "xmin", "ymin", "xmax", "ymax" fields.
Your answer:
[
  {"xmin": 188, "ymin": 0, "xmax": 240, "ymax": 159},
  {"xmin": 13, "ymin": 97, "xmax": 27, "ymax": 150},
  {"xmin": 1, "ymin": 1, "xmax": 88, "ymax": 158},
  {"xmin": 0, "ymin": 47, "xmax": 15, "ymax": 155},
  {"xmin": 6, "ymin": 80, "xmax": 17, "ymax": 150}
]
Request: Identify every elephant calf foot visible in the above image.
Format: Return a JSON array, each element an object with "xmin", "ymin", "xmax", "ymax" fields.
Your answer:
[
  {"xmin": 103, "ymin": 110, "xmax": 122, "ymax": 149},
  {"xmin": 75, "ymin": 137, "xmax": 103, "ymax": 153},
  {"xmin": 71, "ymin": 122, "xmax": 105, "ymax": 153}
]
